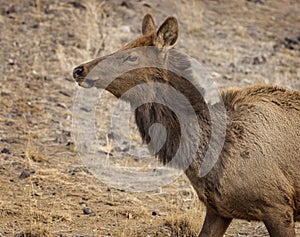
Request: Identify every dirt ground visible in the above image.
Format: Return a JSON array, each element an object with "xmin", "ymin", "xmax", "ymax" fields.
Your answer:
[{"xmin": 0, "ymin": 0, "xmax": 300, "ymax": 236}]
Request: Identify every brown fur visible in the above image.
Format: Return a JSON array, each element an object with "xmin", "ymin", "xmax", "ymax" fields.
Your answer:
[{"xmin": 73, "ymin": 14, "xmax": 300, "ymax": 237}]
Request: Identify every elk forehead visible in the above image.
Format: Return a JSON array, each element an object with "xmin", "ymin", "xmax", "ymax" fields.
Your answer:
[{"xmin": 123, "ymin": 33, "xmax": 156, "ymax": 50}]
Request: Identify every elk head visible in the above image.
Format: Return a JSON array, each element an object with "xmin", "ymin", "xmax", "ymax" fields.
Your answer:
[{"xmin": 73, "ymin": 14, "xmax": 179, "ymax": 101}]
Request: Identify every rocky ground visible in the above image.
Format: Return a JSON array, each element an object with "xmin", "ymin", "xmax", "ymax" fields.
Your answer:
[{"xmin": 0, "ymin": 0, "xmax": 299, "ymax": 236}]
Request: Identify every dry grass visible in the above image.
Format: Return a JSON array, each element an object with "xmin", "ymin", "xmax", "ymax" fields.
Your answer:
[
  {"xmin": 164, "ymin": 189, "xmax": 204, "ymax": 237},
  {"xmin": 165, "ymin": 214, "xmax": 199, "ymax": 237}
]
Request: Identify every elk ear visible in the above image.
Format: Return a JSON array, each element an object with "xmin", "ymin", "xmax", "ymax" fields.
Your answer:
[
  {"xmin": 142, "ymin": 14, "xmax": 156, "ymax": 35},
  {"xmin": 155, "ymin": 16, "xmax": 178, "ymax": 49}
]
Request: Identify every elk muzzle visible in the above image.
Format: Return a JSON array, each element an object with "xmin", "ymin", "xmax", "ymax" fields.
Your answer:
[{"xmin": 73, "ymin": 66, "xmax": 84, "ymax": 79}]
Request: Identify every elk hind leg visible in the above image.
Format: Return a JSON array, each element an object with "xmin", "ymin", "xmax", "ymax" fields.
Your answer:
[{"xmin": 263, "ymin": 206, "xmax": 295, "ymax": 237}]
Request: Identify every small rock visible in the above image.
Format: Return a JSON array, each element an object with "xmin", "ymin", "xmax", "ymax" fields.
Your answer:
[
  {"xmin": 246, "ymin": 0, "xmax": 264, "ymax": 4},
  {"xmin": 126, "ymin": 212, "xmax": 133, "ymax": 219},
  {"xmin": 5, "ymin": 121, "xmax": 14, "ymax": 126},
  {"xmin": 1, "ymin": 138, "xmax": 18, "ymax": 144},
  {"xmin": 152, "ymin": 211, "xmax": 160, "ymax": 216},
  {"xmin": 98, "ymin": 150, "xmax": 113, "ymax": 156},
  {"xmin": 59, "ymin": 90, "xmax": 72, "ymax": 97},
  {"xmin": 1, "ymin": 148, "xmax": 11, "ymax": 154},
  {"xmin": 80, "ymin": 107, "xmax": 92, "ymax": 112},
  {"xmin": 253, "ymin": 55, "xmax": 266, "ymax": 65},
  {"xmin": 285, "ymin": 37, "xmax": 299, "ymax": 45},
  {"xmin": 5, "ymin": 5, "xmax": 16, "ymax": 15},
  {"xmin": 223, "ymin": 75, "xmax": 232, "ymax": 80},
  {"xmin": 83, "ymin": 207, "xmax": 92, "ymax": 214},
  {"xmin": 57, "ymin": 103, "xmax": 67, "ymax": 109},
  {"xmin": 143, "ymin": 3, "xmax": 152, "ymax": 8},
  {"xmin": 31, "ymin": 23, "xmax": 39, "ymax": 29},
  {"xmin": 8, "ymin": 58, "xmax": 15, "ymax": 65},
  {"xmin": 1, "ymin": 91, "xmax": 10, "ymax": 96},
  {"xmin": 120, "ymin": 1, "xmax": 134, "ymax": 9},
  {"xmin": 66, "ymin": 142, "xmax": 76, "ymax": 152},
  {"xmin": 69, "ymin": 1, "xmax": 86, "ymax": 10},
  {"xmin": 19, "ymin": 170, "xmax": 31, "ymax": 179},
  {"xmin": 79, "ymin": 201, "xmax": 87, "ymax": 206},
  {"xmin": 33, "ymin": 191, "xmax": 42, "ymax": 196},
  {"xmin": 83, "ymin": 207, "xmax": 95, "ymax": 216},
  {"xmin": 228, "ymin": 62, "xmax": 236, "ymax": 73},
  {"xmin": 72, "ymin": 235, "xmax": 94, "ymax": 237}
]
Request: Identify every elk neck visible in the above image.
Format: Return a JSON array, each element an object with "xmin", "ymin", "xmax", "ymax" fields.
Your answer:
[{"xmin": 133, "ymin": 50, "xmax": 212, "ymax": 169}]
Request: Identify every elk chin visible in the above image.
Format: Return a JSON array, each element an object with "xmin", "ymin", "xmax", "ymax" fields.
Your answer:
[{"xmin": 77, "ymin": 79, "xmax": 95, "ymax": 88}]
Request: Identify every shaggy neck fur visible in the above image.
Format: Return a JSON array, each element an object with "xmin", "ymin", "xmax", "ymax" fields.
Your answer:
[{"xmin": 134, "ymin": 50, "xmax": 212, "ymax": 169}]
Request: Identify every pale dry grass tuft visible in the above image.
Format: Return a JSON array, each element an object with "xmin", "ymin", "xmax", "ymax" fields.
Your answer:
[
  {"xmin": 165, "ymin": 214, "xmax": 199, "ymax": 237},
  {"xmin": 56, "ymin": 0, "xmax": 106, "ymax": 77},
  {"xmin": 164, "ymin": 185, "xmax": 204, "ymax": 236}
]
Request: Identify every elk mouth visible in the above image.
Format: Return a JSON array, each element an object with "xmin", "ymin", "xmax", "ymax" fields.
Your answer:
[
  {"xmin": 75, "ymin": 78, "xmax": 95, "ymax": 88},
  {"xmin": 73, "ymin": 65, "xmax": 95, "ymax": 88}
]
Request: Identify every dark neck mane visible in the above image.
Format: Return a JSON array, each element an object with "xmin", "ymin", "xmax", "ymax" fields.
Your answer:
[{"xmin": 134, "ymin": 50, "xmax": 212, "ymax": 168}]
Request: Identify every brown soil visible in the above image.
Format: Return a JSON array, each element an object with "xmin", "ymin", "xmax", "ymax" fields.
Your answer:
[{"xmin": 0, "ymin": 0, "xmax": 299, "ymax": 236}]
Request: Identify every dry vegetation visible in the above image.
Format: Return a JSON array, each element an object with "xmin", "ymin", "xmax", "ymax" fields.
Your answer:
[{"xmin": 0, "ymin": 0, "xmax": 299, "ymax": 236}]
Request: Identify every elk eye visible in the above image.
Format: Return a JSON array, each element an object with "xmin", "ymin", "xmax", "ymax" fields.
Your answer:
[{"xmin": 124, "ymin": 55, "xmax": 138, "ymax": 62}]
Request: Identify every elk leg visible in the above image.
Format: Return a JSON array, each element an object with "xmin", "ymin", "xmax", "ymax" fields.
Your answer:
[
  {"xmin": 198, "ymin": 207, "xmax": 232, "ymax": 237},
  {"xmin": 263, "ymin": 207, "xmax": 295, "ymax": 237}
]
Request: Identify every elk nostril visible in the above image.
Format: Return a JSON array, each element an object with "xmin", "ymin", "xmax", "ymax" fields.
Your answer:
[{"xmin": 73, "ymin": 66, "xmax": 84, "ymax": 78}]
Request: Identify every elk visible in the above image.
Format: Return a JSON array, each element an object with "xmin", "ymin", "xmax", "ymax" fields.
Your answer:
[{"xmin": 73, "ymin": 14, "xmax": 300, "ymax": 237}]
